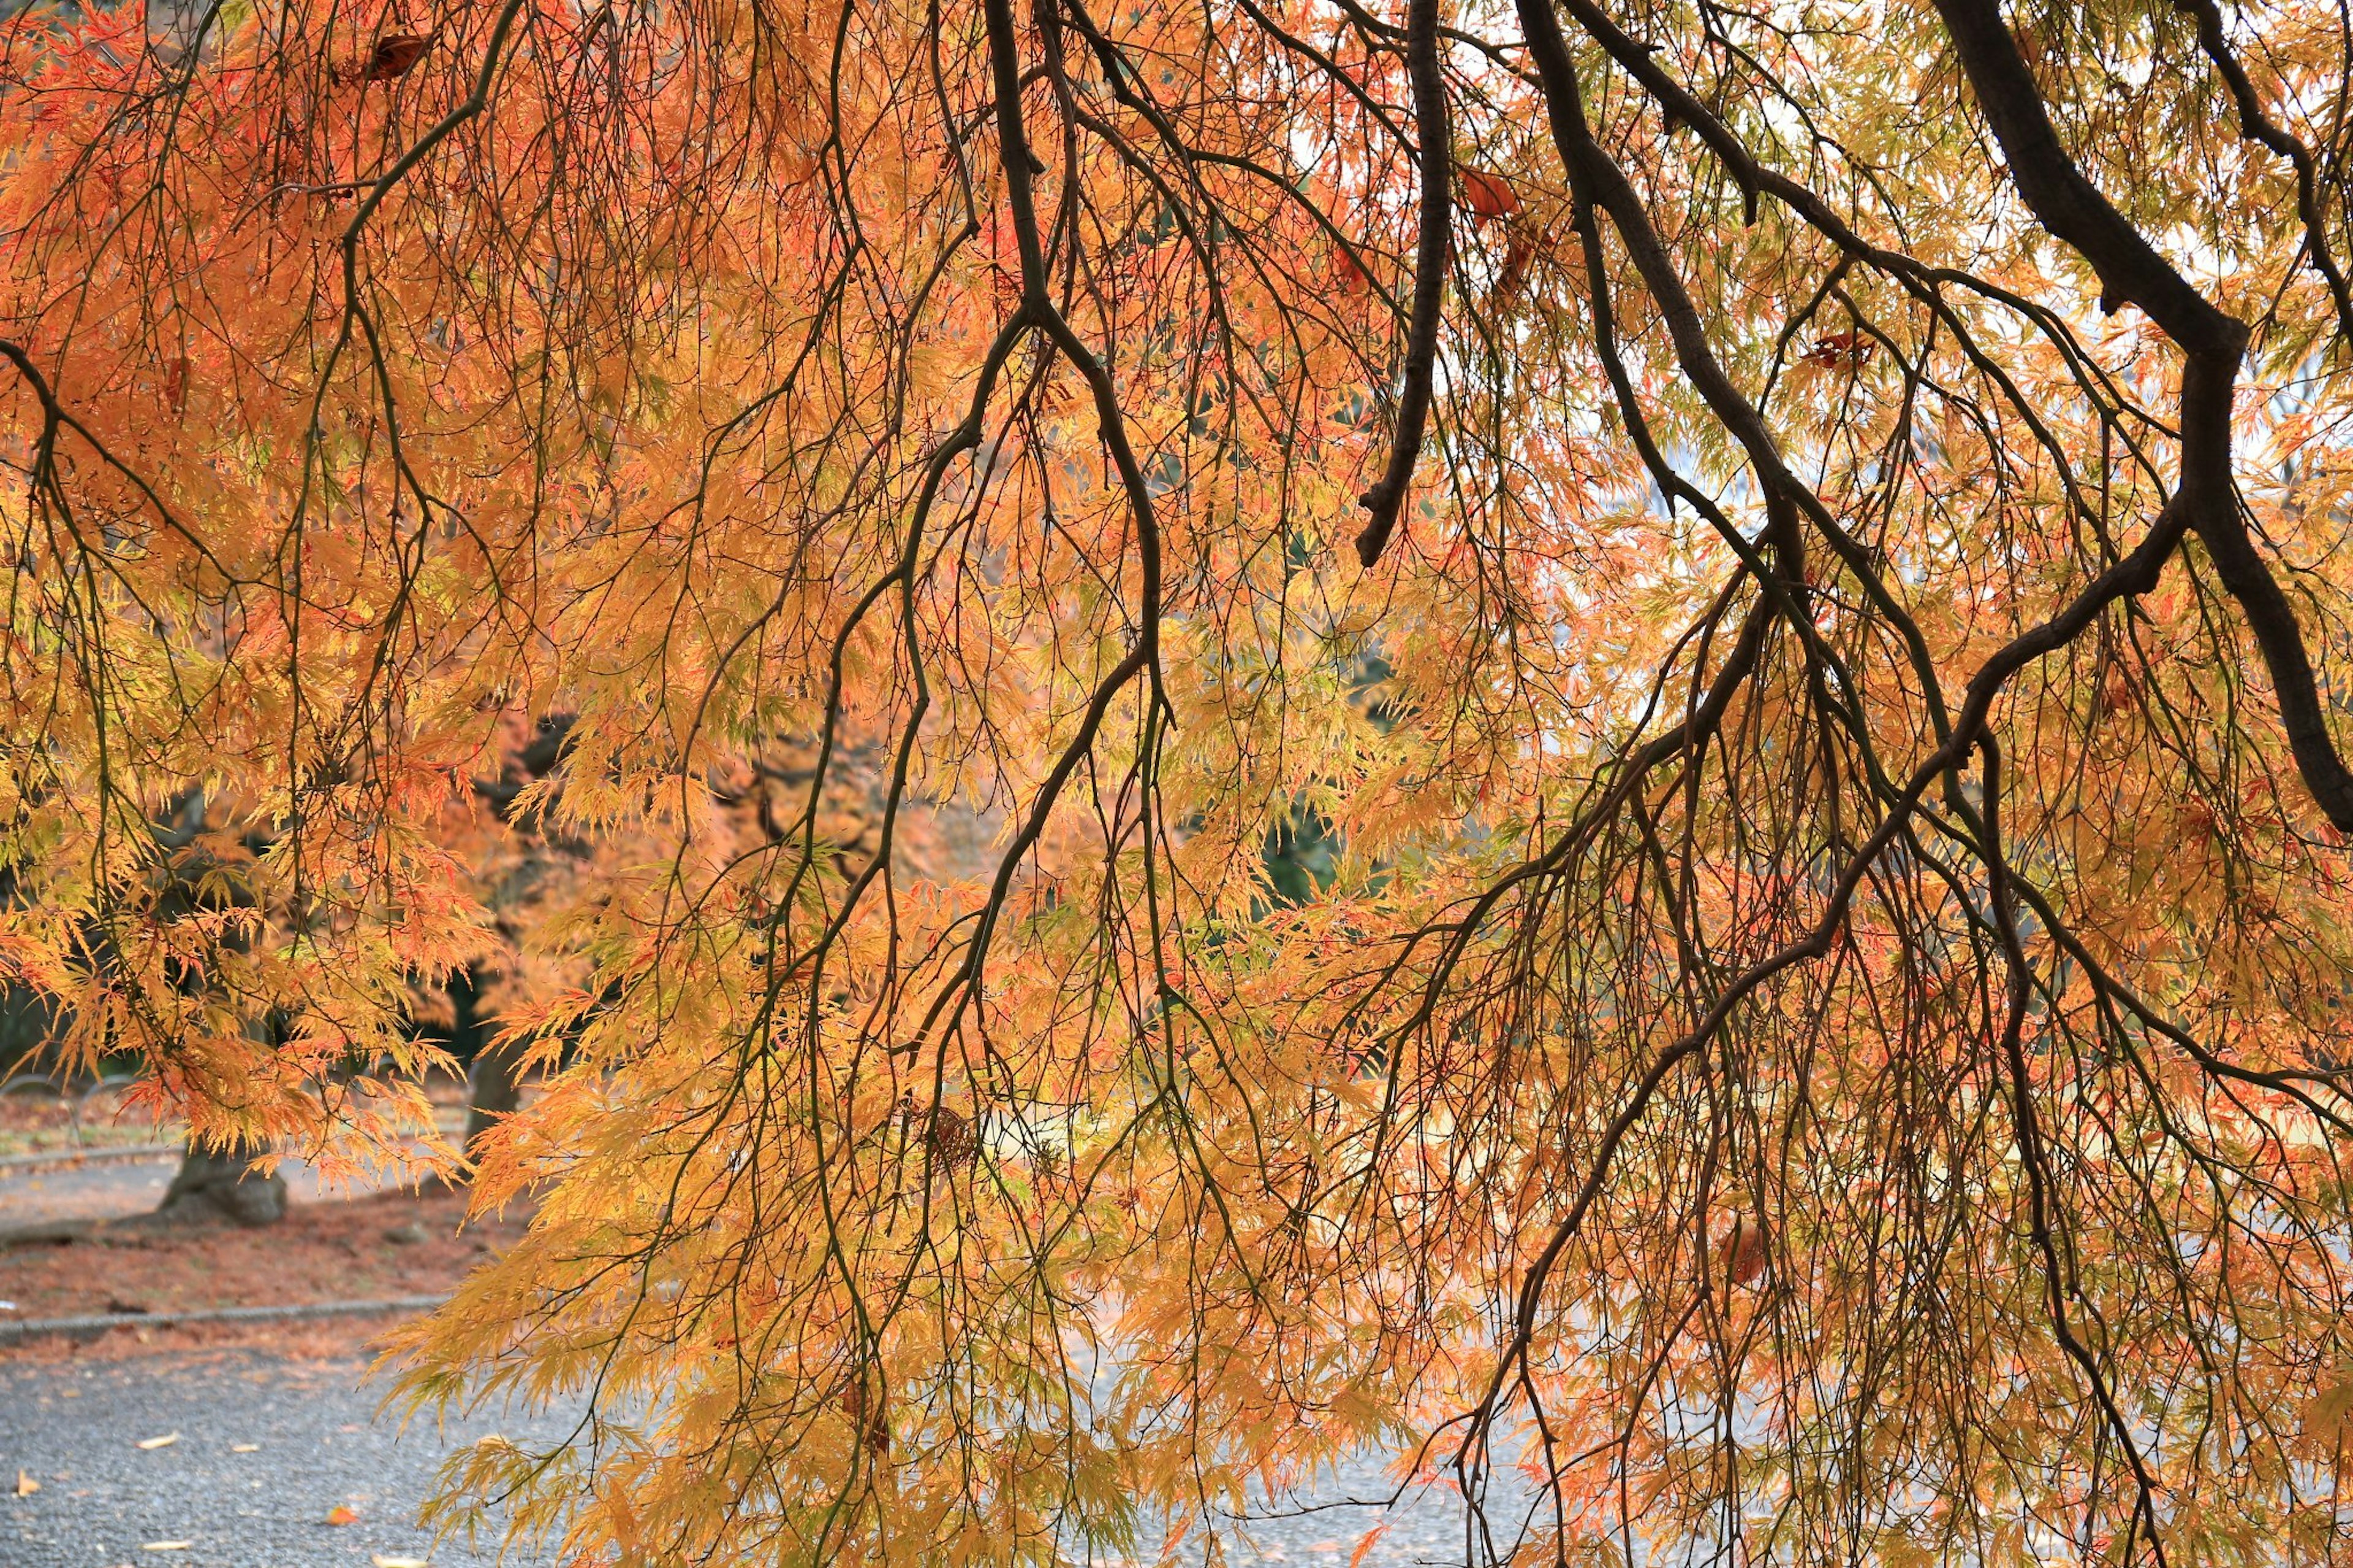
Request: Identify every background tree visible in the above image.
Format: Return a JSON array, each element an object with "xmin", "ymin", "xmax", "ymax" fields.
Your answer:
[{"xmin": 6, "ymin": 0, "xmax": 2353, "ymax": 1559}]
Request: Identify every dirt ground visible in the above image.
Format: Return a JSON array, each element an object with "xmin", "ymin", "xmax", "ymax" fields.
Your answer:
[
  {"xmin": 0, "ymin": 1307, "xmax": 436, "ymax": 1367},
  {"xmin": 0, "ymin": 1186, "xmax": 529, "ymax": 1364}
]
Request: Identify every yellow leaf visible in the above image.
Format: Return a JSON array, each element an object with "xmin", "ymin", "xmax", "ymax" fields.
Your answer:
[
  {"xmin": 12, "ymin": 1469, "xmax": 36, "ymax": 1496},
  {"xmin": 373, "ymin": 1556, "xmax": 431, "ymax": 1567},
  {"xmin": 2304, "ymin": 1381, "xmax": 2353, "ymax": 1441},
  {"xmin": 229, "ymin": 1444, "xmax": 259, "ymax": 1454},
  {"xmin": 133, "ymin": 1434, "xmax": 179, "ymax": 1451}
]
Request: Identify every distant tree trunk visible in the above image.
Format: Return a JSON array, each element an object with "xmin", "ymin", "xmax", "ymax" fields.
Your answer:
[
  {"xmin": 0, "ymin": 983, "xmax": 59, "ymax": 1081},
  {"xmin": 464, "ymin": 1041, "xmax": 526, "ymax": 1154},
  {"xmin": 451, "ymin": 963, "xmax": 524, "ymax": 1156},
  {"xmin": 159, "ymin": 1138, "xmax": 286, "ymax": 1225}
]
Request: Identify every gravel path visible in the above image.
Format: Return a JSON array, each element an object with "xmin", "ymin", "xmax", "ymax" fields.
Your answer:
[
  {"xmin": 2, "ymin": 1351, "xmax": 1531, "ymax": 1567},
  {"xmin": 0, "ymin": 1352, "xmax": 575, "ymax": 1568}
]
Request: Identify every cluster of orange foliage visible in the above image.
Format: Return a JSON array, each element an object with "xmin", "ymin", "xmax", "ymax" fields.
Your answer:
[{"xmin": 6, "ymin": 0, "xmax": 2353, "ymax": 1561}]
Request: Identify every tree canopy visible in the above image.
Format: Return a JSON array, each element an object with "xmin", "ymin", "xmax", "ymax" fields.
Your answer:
[{"xmin": 6, "ymin": 0, "xmax": 2353, "ymax": 1558}]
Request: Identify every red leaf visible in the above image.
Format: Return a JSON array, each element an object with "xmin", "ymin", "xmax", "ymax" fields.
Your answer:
[
  {"xmin": 1800, "ymin": 329, "xmax": 1871, "ymax": 368},
  {"xmin": 1723, "ymin": 1216, "xmax": 1767, "ymax": 1285},
  {"xmin": 1461, "ymin": 169, "xmax": 1520, "ymax": 221}
]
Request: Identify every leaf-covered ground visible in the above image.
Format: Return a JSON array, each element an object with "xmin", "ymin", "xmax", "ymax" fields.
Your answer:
[{"xmin": 0, "ymin": 1187, "xmax": 528, "ymax": 1352}]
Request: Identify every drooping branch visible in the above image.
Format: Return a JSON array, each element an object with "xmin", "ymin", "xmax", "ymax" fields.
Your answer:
[
  {"xmin": 1930, "ymin": 0, "xmax": 2353, "ymax": 831},
  {"xmin": 2179, "ymin": 0, "xmax": 2353, "ymax": 344},
  {"xmin": 1352, "ymin": 0, "xmax": 1450, "ymax": 567},
  {"xmin": 1979, "ymin": 733, "xmax": 2170, "ymax": 1567}
]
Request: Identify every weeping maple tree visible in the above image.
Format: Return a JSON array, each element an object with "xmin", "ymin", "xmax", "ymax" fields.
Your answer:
[{"xmin": 7, "ymin": 0, "xmax": 2353, "ymax": 1555}]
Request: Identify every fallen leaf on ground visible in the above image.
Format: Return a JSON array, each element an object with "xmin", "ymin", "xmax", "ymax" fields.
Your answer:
[
  {"xmin": 373, "ymin": 1556, "xmax": 431, "ymax": 1567},
  {"xmin": 13, "ymin": 1468, "xmax": 36, "ymax": 1496},
  {"xmin": 134, "ymin": 1433, "xmax": 180, "ymax": 1450},
  {"xmin": 139, "ymin": 1545, "xmax": 192, "ymax": 1553},
  {"xmin": 326, "ymin": 1504, "xmax": 362, "ymax": 1526},
  {"xmin": 229, "ymin": 1443, "xmax": 259, "ymax": 1453}
]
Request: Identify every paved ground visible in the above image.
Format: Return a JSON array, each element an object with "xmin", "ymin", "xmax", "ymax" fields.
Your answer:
[
  {"xmin": 0, "ymin": 1158, "xmax": 181, "ymax": 1230},
  {"xmin": 0, "ymin": 1112, "xmax": 1533, "ymax": 1566},
  {"xmin": 1, "ymin": 1352, "xmax": 577, "ymax": 1568},
  {"xmin": 1, "ymin": 1349, "xmax": 1533, "ymax": 1567},
  {"xmin": 0, "ymin": 1141, "xmax": 1527, "ymax": 1568},
  {"xmin": 0, "ymin": 1156, "xmax": 413, "ymax": 1233}
]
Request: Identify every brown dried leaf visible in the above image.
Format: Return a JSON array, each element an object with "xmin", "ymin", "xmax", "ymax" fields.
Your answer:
[{"xmin": 360, "ymin": 32, "xmax": 434, "ymax": 81}]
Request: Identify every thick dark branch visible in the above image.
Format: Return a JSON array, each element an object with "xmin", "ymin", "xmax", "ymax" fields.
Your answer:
[
  {"xmin": 1929, "ymin": 0, "xmax": 2353, "ymax": 830},
  {"xmin": 1930, "ymin": 0, "xmax": 2240, "ymax": 354},
  {"xmin": 1513, "ymin": 1, "xmax": 1972, "ymax": 756},
  {"xmin": 1541, "ymin": 0, "xmax": 2175, "ymax": 507},
  {"xmin": 1353, "ymin": 0, "xmax": 1450, "ymax": 568},
  {"xmin": 2188, "ymin": 506, "xmax": 2353, "ymax": 827},
  {"xmin": 983, "ymin": 0, "xmax": 1049, "ymax": 289},
  {"xmin": 895, "ymin": 0, "xmax": 1173, "ymax": 1062}
]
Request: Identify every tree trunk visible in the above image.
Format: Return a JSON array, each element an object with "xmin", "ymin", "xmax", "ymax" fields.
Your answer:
[
  {"xmin": 158, "ymin": 1140, "xmax": 287, "ymax": 1226},
  {"xmin": 450, "ymin": 963, "xmax": 524, "ymax": 1155},
  {"xmin": 463, "ymin": 1038, "xmax": 526, "ymax": 1154}
]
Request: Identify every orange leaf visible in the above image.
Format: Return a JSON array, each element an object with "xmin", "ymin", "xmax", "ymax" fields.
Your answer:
[
  {"xmin": 326, "ymin": 1504, "xmax": 362, "ymax": 1527},
  {"xmin": 1461, "ymin": 169, "xmax": 1520, "ymax": 220},
  {"xmin": 1496, "ymin": 227, "xmax": 1539, "ymax": 300}
]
